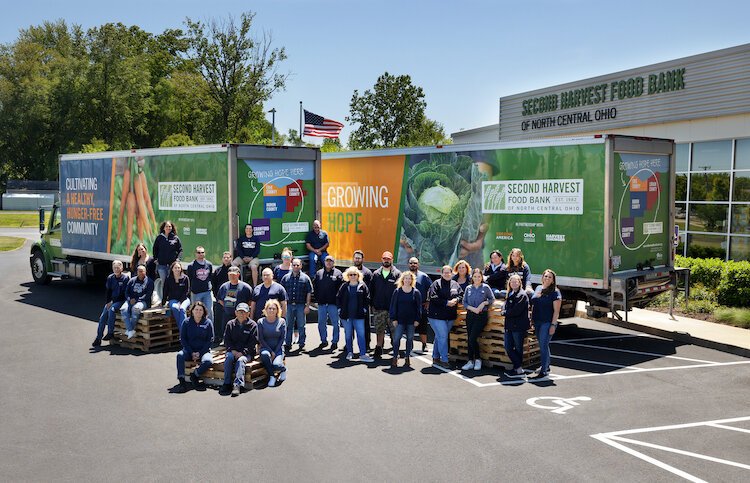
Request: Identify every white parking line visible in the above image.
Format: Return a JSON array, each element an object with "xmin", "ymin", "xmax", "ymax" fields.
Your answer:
[
  {"xmin": 560, "ymin": 334, "xmax": 651, "ymax": 343},
  {"xmin": 552, "ymin": 354, "xmax": 643, "ymax": 370},
  {"xmin": 592, "ymin": 416, "xmax": 750, "ymax": 482},
  {"xmin": 552, "ymin": 340, "xmax": 718, "ymax": 364}
]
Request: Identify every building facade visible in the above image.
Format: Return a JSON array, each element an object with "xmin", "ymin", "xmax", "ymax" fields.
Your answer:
[{"xmin": 452, "ymin": 43, "xmax": 750, "ymax": 261}]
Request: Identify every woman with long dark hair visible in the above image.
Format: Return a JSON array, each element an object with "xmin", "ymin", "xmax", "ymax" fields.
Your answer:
[
  {"xmin": 174, "ymin": 301, "xmax": 214, "ymax": 393},
  {"xmin": 153, "ymin": 220, "xmax": 183, "ymax": 284},
  {"xmin": 483, "ymin": 250, "xmax": 507, "ymax": 298},
  {"xmin": 461, "ymin": 268, "xmax": 494, "ymax": 371},
  {"xmin": 529, "ymin": 269, "xmax": 561, "ymax": 379},
  {"xmin": 502, "ymin": 274, "xmax": 530, "ymax": 378},
  {"xmin": 163, "ymin": 261, "xmax": 191, "ymax": 331}
]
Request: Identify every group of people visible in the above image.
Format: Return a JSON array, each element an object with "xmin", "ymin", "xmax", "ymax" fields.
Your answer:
[{"xmin": 92, "ymin": 218, "xmax": 562, "ymax": 396}]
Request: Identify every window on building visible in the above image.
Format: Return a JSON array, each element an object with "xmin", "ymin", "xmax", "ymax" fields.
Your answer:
[
  {"xmin": 731, "ymin": 205, "xmax": 750, "ymax": 235},
  {"xmin": 736, "ymin": 138, "xmax": 750, "ymax": 170},
  {"xmin": 733, "ymin": 173, "xmax": 750, "ymax": 202},
  {"xmin": 687, "ymin": 233, "xmax": 726, "ymax": 259},
  {"xmin": 676, "ymin": 173, "xmax": 688, "ymax": 201},
  {"xmin": 675, "ymin": 203, "xmax": 687, "ymax": 231},
  {"xmin": 729, "ymin": 236, "xmax": 750, "ymax": 261},
  {"xmin": 675, "ymin": 143, "xmax": 689, "ymax": 172},
  {"xmin": 691, "ymin": 140, "xmax": 732, "ymax": 171},
  {"xmin": 688, "ymin": 203, "xmax": 728, "ymax": 233},
  {"xmin": 689, "ymin": 172, "xmax": 730, "ymax": 201}
]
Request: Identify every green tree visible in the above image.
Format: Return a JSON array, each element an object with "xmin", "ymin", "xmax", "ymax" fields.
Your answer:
[
  {"xmin": 160, "ymin": 133, "xmax": 194, "ymax": 147},
  {"xmin": 320, "ymin": 138, "xmax": 344, "ymax": 152},
  {"xmin": 185, "ymin": 12, "xmax": 289, "ymax": 142},
  {"xmin": 347, "ymin": 72, "xmax": 449, "ymax": 149}
]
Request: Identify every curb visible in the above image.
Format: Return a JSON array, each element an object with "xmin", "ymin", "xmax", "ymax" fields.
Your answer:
[{"xmin": 573, "ymin": 310, "xmax": 750, "ymax": 359}]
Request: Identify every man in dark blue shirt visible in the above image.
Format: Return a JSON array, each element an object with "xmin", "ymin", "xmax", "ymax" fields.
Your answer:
[
  {"xmin": 305, "ymin": 219, "xmax": 329, "ymax": 277},
  {"xmin": 281, "ymin": 258, "xmax": 313, "ymax": 351},
  {"xmin": 233, "ymin": 223, "xmax": 261, "ymax": 286},
  {"xmin": 187, "ymin": 245, "xmax": 214, "ymax": 324}
]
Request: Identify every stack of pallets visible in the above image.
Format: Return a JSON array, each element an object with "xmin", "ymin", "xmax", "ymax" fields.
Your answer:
[
  {"xmin": 114, "ymin": 307, "xmax": 181, "ymax": 352},
  {"xmin": 185, "ymin": 348, "xmax": 270, "ymax": 388},
  {"xmin": 448, "ymin": 303, "xmax": 541, "ymax": 369}
]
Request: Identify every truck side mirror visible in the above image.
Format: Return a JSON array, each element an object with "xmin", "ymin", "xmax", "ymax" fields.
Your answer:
[{"xmin": 39, "ymin": 207, "xmax": 45, "ymax": 232}]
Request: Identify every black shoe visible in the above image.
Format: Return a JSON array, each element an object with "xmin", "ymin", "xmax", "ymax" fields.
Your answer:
[
  {"xmin": 174, "ymin": 378, "xmax": 188, "ymax": 393},
  {"xmin": 219, "ymin": 383, "xmax": 232, "ymax": 395},
  {"xmin": 330, "ymin": 342, "xmax": 337, "ymax": 351},
  {"xmin": 284, "ymin": 344, "xmax": 292, "ymax": 352},
  {"xmin": 531, "ymin": 371, "xmax": 549, "ymax": 380},
  {"xmin": 91, "ymin": 338, "xmax": 101, "ymax": 347},
  {"xmin": 374, "ymin": 346, "xmax": 382, "ymax": 360},
  {"xmin": 102, "ymin": 333, "xmax": 114, "ymax": 341},
  {"xmin": 318, "ymin": 342, "xmax": 327, "ymax": 350},
  {"xmin": 190, "ymin": 372, "xmax": 200, "ymax": 385},
  {"xmin": 299, "ymin": 343, "xmax": 305, "ymax": 351}
]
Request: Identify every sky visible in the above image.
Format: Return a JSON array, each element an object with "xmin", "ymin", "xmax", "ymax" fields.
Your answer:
[{"xmin": 3, "ymin": 0, "xmax": 750, "ymax": 146}]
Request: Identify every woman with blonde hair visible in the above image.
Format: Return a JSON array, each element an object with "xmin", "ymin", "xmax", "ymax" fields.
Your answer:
[
  {"xmin": 257, "ymin": 299, "xmax": 288, "ymax": 387},
  {"xmin": 452, "ymin": 260, "xmax": 472, "ymax": 291},
  {"xmin": 336, "ymin": 266, "xmax": 373, "ymax": 362},
  {"xmin": 388, "ymin": 271, "xmax": 422, "ymax": 368}
]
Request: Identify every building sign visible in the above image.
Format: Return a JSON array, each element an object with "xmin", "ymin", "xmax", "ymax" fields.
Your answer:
[{"xmin": 519, "ymin": 68, "xmax": 686, "ymax": 133}]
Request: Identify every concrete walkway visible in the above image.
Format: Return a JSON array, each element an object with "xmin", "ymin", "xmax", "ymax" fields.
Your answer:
[{"xmin": 574, "ymin": 302, "xmax": 750, "ymax": 358}]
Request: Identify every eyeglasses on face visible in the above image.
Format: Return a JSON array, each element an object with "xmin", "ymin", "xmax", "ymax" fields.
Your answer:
[{"xmin": 196, "ymin": 251, "xmax": 204, "ymax": 254}]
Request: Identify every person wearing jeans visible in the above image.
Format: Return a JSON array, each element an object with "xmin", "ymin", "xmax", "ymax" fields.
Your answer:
[
  {"xmin": 389, "ymin": 271, "xmax": 422, "ymax": 368},
  {"xmin": 175, "ymin": 302, "xmax": 214, "ymax": 393},
  {"xmin": 529, "ymin": 269, "xmax": 562, "ymax": 379},
  {"xmin": 336, "ymin": 266, "xmax": 373, "ymax": 362},
  {"xmin": 188, "ymin": 246, "xmax": 214, "ymax": 323},
  {"xmin": 221, "ymin": 302, "xmax": 258, "ymax": 396},
  {"xmin": 313, "ymin": 256, "xmax": 343, "ymax": 349},
  {"xmin": 461, "ymin": 268, "xmax": 495, "ymax": 371},
  {"xmin": 92, "ymin": 260, "xmax": 129, "ymax": 347},
  {"xmin": 427, "ymin": 265, "xmax": 463, "ymax": 368},
  {"xmin": 163, "ymin": 261, "xmax": 191, "ymax": 332},
  {"xmin": 305, "ymin": 219, "xmax": 330, "ymax": 277},
  {"xmin": 280, "ymin": 259, "xmax": 312, "ymax": 350},
  {"xmin": 501, "ymin": 274, "xmax": 530, "ymax": 377},
  {"xmin": 120, "ymin": 264, "xmax": 154, "ymax": 339},
  {"xmin": 257, "ymin": 299, "xmax": 288, "ymax": 387}
]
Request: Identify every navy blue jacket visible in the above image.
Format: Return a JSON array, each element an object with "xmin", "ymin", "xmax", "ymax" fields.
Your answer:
[
  {"xmin": 223, "ymin": 318, "xmax": 258, "ymax": 358},
  {"xmin": 369, "ymin": 266, "xmax": 401, "ymax": 310},
  {"xmin": 105, "ymin": 273, "xmax": 129, "ymax": 303},
  {"xmin": 503, "ymin": 290, "xmax": 530, "ymax": 332},
  {"xmin": 389, "ymin": 287, "xmax": 422, "ymax": 325},
  {"xmin": 484, "ymin": 263, "xmax": 508, "ymax": 291},
  {"xmin": 234, "ymin": 234, "xmax": 260, "ymax": 259},
  {"xmin": 336, "ymin": 282, "xmax": 370, "ymax": 319},
  {"xmin": 180, "ymin": 317, "xmax": 214, "ymax": 356},
  {"xmin": 212, "ymin": 263, "xmax": 231, "ymax": 299},
  {"xmin": 313, "ymin": 267, "xmax": 344, "ymax": 305},
  {"xmin": 125, "ymin": 276, "xmax": 154, "ymax": 305},
  {"xmin": 153, "ymin": 232, "xmax": 182, "ymax": 266},
  {"xmin": 163, "ymin": 273, "xmax": 190, "ymax": 302},
  {"xmin": 427, "ymin": 278, "xmax": 462, "ymax": 320},
  {"xmin": 506, "ymin": 262, "xmax": 532, "ymax": 290}
]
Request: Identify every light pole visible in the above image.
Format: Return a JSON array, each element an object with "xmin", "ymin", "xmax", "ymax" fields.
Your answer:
[{"xmin": 268, "ymin": 108, "xmax": 277, "ymax": 145}]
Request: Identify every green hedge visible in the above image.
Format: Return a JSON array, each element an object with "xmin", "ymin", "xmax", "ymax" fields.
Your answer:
[{"xmin": 675, "ymin": 256, "xmax": 750, "ymax": 308}]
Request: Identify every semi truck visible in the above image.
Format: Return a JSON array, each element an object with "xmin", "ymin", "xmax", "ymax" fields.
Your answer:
[
  {"xmin": 319, "ymin": 134, "xmax": 676, "ymax": 320},
  {"xmin": 31, "ymin": 144, "xmax": 321, "ymax": 283}
]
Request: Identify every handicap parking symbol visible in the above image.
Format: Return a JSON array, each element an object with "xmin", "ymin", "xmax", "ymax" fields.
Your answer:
[{"xmin": 526, "ymin": 396, "xmax": 592, "ymax": 415}]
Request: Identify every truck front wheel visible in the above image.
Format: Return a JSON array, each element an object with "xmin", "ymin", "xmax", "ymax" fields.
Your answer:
[{"xmin": 30, "ymin": 251, "xmax": 51, "ymax": 285}]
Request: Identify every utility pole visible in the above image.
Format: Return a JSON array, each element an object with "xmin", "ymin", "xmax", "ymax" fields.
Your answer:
[{"xmin": 268, "ymin": 108, "xmax": 277, "ymax": 145}]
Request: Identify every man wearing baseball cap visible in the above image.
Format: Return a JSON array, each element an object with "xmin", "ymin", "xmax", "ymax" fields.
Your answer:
[
  {"xmin": 369, "ymin": 251, "xmax": 401, "ymax": 359},
  {"xmin": 221, "ymin": 302, "xmax": 258, "ymax": 397}
]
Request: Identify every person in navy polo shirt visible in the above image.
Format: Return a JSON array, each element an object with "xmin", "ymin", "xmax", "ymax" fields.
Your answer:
[
  {"xmin": 305, "ymin": 219, "xmax": 329, "ymax": 277},
  {"xmin": 233, "ymin": 223, "xmax": 261, "ymax": 286}
]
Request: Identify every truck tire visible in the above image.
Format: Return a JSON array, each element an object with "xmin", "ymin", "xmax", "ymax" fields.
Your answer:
[{"xmin": 30, "ymin": 250, "xmax": 51, "ymax": 285}]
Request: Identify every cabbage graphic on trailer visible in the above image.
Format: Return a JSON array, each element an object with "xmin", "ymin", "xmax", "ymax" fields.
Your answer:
[{"xmin": 401, "ymin": 153, "xmax": 486, "ymax": 265}]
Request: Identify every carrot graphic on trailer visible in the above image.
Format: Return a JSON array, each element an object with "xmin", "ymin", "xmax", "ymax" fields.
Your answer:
[
  {"xmin": 116, "ymin": 161, "xmax": 131, "ymax": 239},
  {"xmin": 136, "ymin": 158, "xmax": 157, "ymax": 227}
]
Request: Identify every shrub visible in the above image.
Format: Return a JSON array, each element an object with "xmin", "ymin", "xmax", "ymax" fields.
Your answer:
[
  {"xmin": 685, "ymin": 299, "xmax": 718, "ymax": 314},
  {"xmin": 717, "ymin": 261, "xmax": 750, "ymax": 308},
  {"xmin": 680, "ymin": 257, "xmax": 724, "ymax": 288},
  {"xmin": 714, "ymin": 307, "xmax": 750, "ymax": 328}
]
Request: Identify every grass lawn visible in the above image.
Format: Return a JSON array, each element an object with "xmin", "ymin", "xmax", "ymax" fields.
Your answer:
[
  {"xmin": 0, "ymin": 236, "xmax": 25, "ymax": 251},
  {"xmin": 0, "ymin": 211, "xmax": 50, "ymax": 228}
]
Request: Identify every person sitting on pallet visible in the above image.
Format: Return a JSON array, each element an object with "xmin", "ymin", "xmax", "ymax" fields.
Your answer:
[
  {"xmin": 232, "ymin": 223, "xmax": 260, "ymax": 287},
  {"xmin": 120, "ymin": 264, "xmax": 154, "ymax": 339},
  {"xmin": 175, "ymin": 301, "xmax": 214, "ymax": 393},
  {"xmin": 220, "ymin": 302, "xmax": 259, "ymax": 397},
  {"xmin": 92, "ymin": 260, "xmax": 129, "ymax": 347},
  {"xmin": 257, "ymin": 299, "xmax": 288, "ymax": 387}
]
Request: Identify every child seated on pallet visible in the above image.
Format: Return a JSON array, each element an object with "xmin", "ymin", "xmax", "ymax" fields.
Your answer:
[
  {"xmin": 220, "ymin": 302, "xmax": 259, "ymax": 397},
  {"xmin": 120, "ymin": 264, "xmax": 154, "ymax": 339},
  {"xmin": 174, "ymin": 301, "xmax": 214, "ymax": 393}
]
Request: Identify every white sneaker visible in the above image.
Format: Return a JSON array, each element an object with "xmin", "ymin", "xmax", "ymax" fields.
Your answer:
[
  {"xmin": 292, "ymin": 333, "xmax": 299, "ymax": 344},
  {"xmin": 462, "ymin": 360, "xmax": 474, "ymax": 371},
  {"xmin": 360, "ymin": 354, "xmax": 374, "ymax": 363},
  {"xmin": 279, "ymin": 370, "xmax": 287, "ymax": 382},
  {"xmin": 268, "ymin": 376, "xmax": 276, "ymax": 387},
  {"xmin": 127, "ymin": 330, "xmax": 135, "ymax": 339},
  {"xmin": 346, "ymin": 352, "xmax": 353, "ymax": 361},
  {"xmin": 474, "ymin": 359, "xmax": 482, "ymax": 370}
]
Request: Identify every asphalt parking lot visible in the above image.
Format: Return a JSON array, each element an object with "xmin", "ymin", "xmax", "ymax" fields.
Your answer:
[{"xmin": 1, "ymin": 240, "xmax": 748, "ymax": 482}]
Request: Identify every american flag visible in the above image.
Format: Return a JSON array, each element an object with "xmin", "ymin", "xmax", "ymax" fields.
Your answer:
[{"xmin": 303, "ymin": 110, "xmax": 344, "ymax": 138}]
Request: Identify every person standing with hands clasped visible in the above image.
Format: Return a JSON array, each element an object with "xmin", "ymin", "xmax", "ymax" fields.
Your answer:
[
  {"xmin": 389, "ymin": 271, "xmax": 422, "ymax": 368},
  {"xmin": 370, "ymin": 251, "xmax": 401, "ymax": 359},
  {"xmin": 427, "ymin": 265, "xmax": 463, "ymax": 368},
  {"xmin": 280, "ymin": 258, "xmax": 313, "ymax": 351},
  {"xmin": 461, "ymin": 268, "xmax": 494, "ymax": 371},
  {"xmin": 529, "ymin": 269, "xmax": 561, "ymax": 379},
  {"xmin": 502, "ymin": 274, "xmax": 530, "ymax": 378},
  {"xmin": 258, "ymin": 299, "xmax": 288, "ymax": 387},
  {"xmin": 337, "ymin": 266, "xmax": 373, "ymax": 363}
]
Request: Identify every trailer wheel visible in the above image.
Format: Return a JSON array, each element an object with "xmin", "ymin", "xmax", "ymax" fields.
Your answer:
[{"xmin": 30, "ymin": 250, "xmax": 51, "ymax": 285}]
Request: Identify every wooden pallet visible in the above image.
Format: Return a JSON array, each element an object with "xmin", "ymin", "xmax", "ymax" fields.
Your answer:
[
  {"xmin": 185, "ymin": 348, "xmax": 273, "ymax": 388},
  {"xmin": 112, "ymin": 308, "xmax": 181, "ymax": 352}
]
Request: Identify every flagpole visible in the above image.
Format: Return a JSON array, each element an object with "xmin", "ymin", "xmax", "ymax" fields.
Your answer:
[{"xmin": 299, "ymin": 101, "xmax": 303, "ymax": 146}]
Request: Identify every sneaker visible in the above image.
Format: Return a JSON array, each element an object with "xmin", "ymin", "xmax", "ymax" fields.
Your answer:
[
  {"xmin": 330, "ymin": 342, "xmax": 337, "ymax": 350},
  {"xmin": 404, "ymin": 357, "xmax": 410, "ymax": 367},
  {"xmin": 92, "ymin": 338, "xmax": 101, "ymax": 348},
  {"xmin": 360, "ymin": 354, "xmax": 374, "ymax": 363},
  {"xmin": 299, "ymin": 343, "xmax": 305, "ymax": 351},
  {"xmin": 422, "ymin": 342, "xmax": 427, "ymax": 353},
  {"xmin": 346, "ymin": 352, "xmax": 354, "ymax": 361},
  {"xmin": 189, "ymin": 372, "xmax": 199, "ymax": 386},
  {"xmin": 504, "ymin": 368, "xmax": 525, "ymax": 378},
  {"xmin": 232, "ymin": 384, "xmax": 241, "ymax": 397},
  {"xmin": 174, "ymin": 378, "xmax": 188, "ymax": 393},
  {"xmin": 127, "ymin": 330, "xmax": 135, "ymax": 339},
  {"xmin": 268, "ymin": 376, "xmax": 277, "ymax": 387},
  {"xmin": 278, "ymin": 370, "xmax": 287, "ymax": 382},
  {"xmin": 461, "ymin": 360, "xmax": 474, "ymax": 371},
  {"xmin": 440, "ymin": 360, "xmax": 451, "ymax": 369},
  {"xmin": 516, "ymin": 368, "xmax": 526, "ymax": 377},
  {"xmin": 531, "ymin": 371, "xmax": 549, "ymax": 380},
  {"xmin": 474, "ymin": 360, "xmax": 482, "ymax": 371},
  {"xmin": 102, "ymin": 333, "xmax": 114, "ymax": 341},
  {"xmin": 284, "ymin": 344, "xmax": 292, "ymax": 352},
  {"xmin": 318, "ymin": 342, "xmax": 328, "ymax": 350},
  {"xmin": 292, "ymin": 334, "xmax": 299, "ymax": 344}
]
